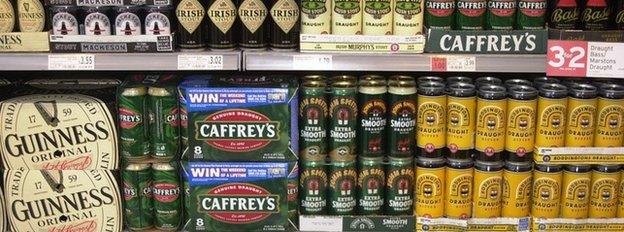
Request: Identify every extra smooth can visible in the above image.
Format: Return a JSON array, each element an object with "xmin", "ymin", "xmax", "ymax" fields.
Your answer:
[
  {"xmin": 358, "ymin": 76, "xmax": 387, "ymax": 158},
  {"xmin": 300, "ymin": 79, "xmax": 329, "ymax": 162},
  {"xmin": 501, "ymin": 161, "xmax": 532, "ymax": 217},
  {"xmin": 475, "ymin": 84, "xmax": 507, "ymax": 162},
  {"xmin": 386, "ymin": 157, "xmax": 415, "ymax": 215},
  {"xmin": 535, "ymin": 84, "xmax": 568, "ymax": 148},
  {"xmin": 505, "ymin": 85, "xmax": 538, "ymax": 162},
  {"xmin": 472, "ymin": 160, "xmax": 504, "ymax": 218},
  {"xmin": 561, "ymin": 165, "xmax": 592, "ymax": 219},
  {"xmin": 415, "ymin": 157, "xmax": 445, "ymax": 218},
  {"xmin": 446, "ymin": 83, "xmax": 476, "ymax": 160},
  {"xmin": 152, "ymin": 162, "xmax": 182, "ymax": 231},
  {"xmin": 332, "ymin": 0, "xmax": 363, "ymax": 34},
  {"xmin": 119, "ymin": 86, "xmax": 150, "ymax": 161},
  {"xmin": 148, "ymin": 86, "xmax": 180, "ymax": 161},
  {"xmin": 329, "ymin": 77, "xmax": 358, "ymax": 162},
  {"xmin": 328, "ymin": 161, "xmax": 357, "ymax": 215},
  {"xmin": 357, "ymin": 157, "xmax": 385, "ymax": 215},
  {"xmin": 123, "ymin": 163, "xmax": 154, "ymax": 230},
  {"xmin": 594, "ymin": 84, "xmax": 624, "ymax": 147},
  {"xmin": 445, "ymin": 158, "xmax": 473, "ymax": 219},
  {"xmin": 388, "ymin": 76, "xmax": 417, "ymax": 158},
  {"xmin": 565, "ymin": 84, "xmax": 598, "ymax": 147},
  {"xmin": 417, "ymin": 81, "xmax": 446, "ymax": 158},
  {"xmin": 300, "ymin": 161, "xmax": 329, "ymax": 214},
  {"xmin": 589, "ymin": 165, "xmax": 620, "ymax": 218},
  {"xmin": 532, "ymin": 164, "xmax": 563, "ymax": 218}
]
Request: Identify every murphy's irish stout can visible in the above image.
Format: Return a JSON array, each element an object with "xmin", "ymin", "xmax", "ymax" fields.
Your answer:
[
  {"xmin": 357, "ymin": 157, "xmax": 385, "ymax": 215},
  {"xmin": 123, "ymin": 163, "xmax": 154, "ymax": 230},
  {"xmin": 561, "ymin": 165, "xmax": 592, "ymax": 219},
  {"xmin": 300, "ymin": 78, "xmax": 329, "ymax": 162},
  {"xmin": 594, "ymin": 84, "xmax": 624, "ymax": 147},
  {"xmin": 329, "ymin": 161, "xmax": 357, "ymax": 215},
  {"xmin": 269, "ymin": 0, "xmax": 300, "ymax": 48},
  {"xmin": 238, "ymin": 0, "xmax": 269, "ymax": 48},
  {"xmin": 206, "ymin": 0, "xmax": 237, "ymax": 49},
  {"xmin": 417, "ymin": 81, "xmax": 446, "ymax": 158},
  {"xmin": 176, "ymin": 0, "xmax": 206, "ymax": 49},
  {"xmin": 363, "ymin": 0, "xmax": 393, "ymax": 35},
  {"xmin": 565, "ymin": 84, "xmax": 598, "ymax": 147},
  {"xmin": 445, "ymin": 158, "xmax": 473, "ymax": 219},
  {"xmin": 536, "ymin": 83, "xmax": 568, "ymax": 148},
  {"xmin": 332, "ymin": 0, "xmax": 362, "ymax": 34},
  {"xmin": 386, "ymin": 157, "xmax": 414, "ymax": 215},
  {"xmin": 415, "ymin": 157, "xmax": 445, "ymax": 218},
  {"xmin": 474, "ymin": 76, "xmax": 502, "ymax": 89},
  {"xmin": 505, "ymin": 85, "xmax": 538, "ymax": 162},
  {"xmin": 358, "ymin": 75, "xmax": 387, "ymax": 158},
  {"xmin": 300, "ymin": 161, "xmax": 328, "ymax": 214},
  {"xmin": 119, "ymin": 85, "xmax": 150, "ymax": 162},
  {"xmin": 394, "ymin": 0, "xmax": 425, "ymax": 35},
  {"xmin": 532, "ymin": 164, "xmax": 563, "ymax": 218},
  {"xmin": 473, "ymin": 160, "xmax": 504, "ymax": 218},
  {"xmin": 329, "ymin": 76, "xmax": 358, "ymax": 162},
  {"xmin": 446, "ymin": 83, "xmax": 476, "ymax": 160},
  {"xmin": 501, "ymin": 161, "xmax": 533, "ymax": 217},
  {"xmin": 388, "ymin": 76, "xmax": 417, "ymax": 158},
  {"xmin": 301, "ymin": 0, "xmax": 331, "ymax": 34},
  {"xmin": 475, "ymin": 84, "xmax": 507, "ymax": 162},
  {"xmin": 589, "ymin": 165, "xmax": 620, "ymax": 218}
]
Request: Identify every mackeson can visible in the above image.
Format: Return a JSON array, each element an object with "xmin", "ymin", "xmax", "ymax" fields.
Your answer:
[
  {"xmin": 446, "ymin": 83, "xmax": 476, "ymax": 160},
  {"xmin": 486, "ymin": 0, "xmax": 516, "ymax": 30},
  {"xmin": 329, "ymin": 76, "xmax": 358, "ymax": 162},
  {"xmin": 300, "ymin": 161, "xmax": 328, "ymax": 214},
  {"xmin": 357, "ymin": 157, "xmax": 385, "ymax": 215},
  {"xmin": 49, "ymin": 5, "xmax": 80, "ymax": 35},
  {"xmin": 415, "ymin": 157, "xmax": 445, "ymax": 218},
  {"xmin": 123, "ymin": 163, "xmax": 154, "ymax": 230},
  {"xmin": 358, "ymin": 75, "xmax": 387, "ymax": 158},
  {"xmin": 388, "ymin": 76, "xmax": 417, "ymax": 158},
  {"xmin": 301, "ymin": 0, "xmax": 332, "ymax": 34},
  {"xmin": 363, "ymin": 0, "xmax": 393, "ymax": 35},
  {"xmin": 152, "ymin": 162, "xmax": 182, "ymax": 230},
  {"xmin": 456, "ymin": 0, "xmax": 487, "ymax": 30},
  {"xmin": 505, "ymin": 85, "xmax": 538, "ymax": 162},
  {"xmin": 393, "ymin": 0, "xmax": 425, "ymax": 35},
  {"xmin": 329, "ymin": 161, "xmax": 357, "ymax": 215},
  {"xmin": 445, "ymin": 158, "xmax": 473, "ymax": 219},
  {"xmin": 425, "ymin": 0, "xmax": 455, "ymax": 29},
  {"xmin": 119, "ymin": 85, "xmax": 150, "ymax": 162},
  {"xmin": 532, "ymin": 164, "xmax": 563, "ymax": 218},
  {"xmin": 501, "ymin": 161, "xmax": 533, "ymax": 217},
  {"xmin": 114, "ymin": 5, "xmax": 142, "ymax": 35},
  {"xmin": 594, "ymin": 84, "xmax": 624, "ymax": 147},
  {"xmin": 516, "ymin": 0, "xmax": 547, "ymax": 29},
  {"xmin": 300, "ymin": 79, "xmax": 329, "ymax": 162},
  {"xmin": 589, "ymin": 165, "xmax": 620, "ymax": 218},
  {"xmin": 561, "ymin": 165, "xmax": 592, "ymax": 219},
  {"xmin": 565, "ymin": 84, "xmax": 598, "ymax": 147},
  {"xmin": 417, "ymin": 81, "xmax": 446, "ymax": 158},
  {"xmin": 149, "ymin": 86, "xmax": 180, "ymax": 161},
  {"xmin": 535, "ymin": 84, "xmax": 568, "ymax": 148},
  {"xmin": 145, "ymin": 5, "xmax": 173, "ymax": 35},
  {"xmin": 472, "ymin": 160, "xmax": 504, "ymax": 218},
  {"xmin": 386, "ymin": 157, "xmax": 415, "ymax": 215},
  {"xmin": 475, "ymin": 84, "xmax": 507, "ymax": 162},
  {"xmin": 332, "ymin": 0, "xmax": 363, "ymax": 34}
]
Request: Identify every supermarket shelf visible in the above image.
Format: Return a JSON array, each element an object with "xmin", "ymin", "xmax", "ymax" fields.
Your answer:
[{"xmin": 243, "ymin": 51, "xmax": 547, "ymax": 73}]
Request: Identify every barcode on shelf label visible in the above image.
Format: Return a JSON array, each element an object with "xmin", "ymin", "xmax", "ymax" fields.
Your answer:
[
  {"xmin": 292, "ymin": 54, "xmax": 333, "ymax": 70},
  {"xmin": 299, "ymin": 216, "xmax": 342, "ymax": 232},
  {"xmin": 48, "ymin": 54, "xmax": 95, "ymax": 70},
  {"xmin": 178, "ymin": 54, "xmax": 224, "ymax": 70},
  {"xmin": 446, "ymin": 56, "xmax": 476, "ymax": 71}
]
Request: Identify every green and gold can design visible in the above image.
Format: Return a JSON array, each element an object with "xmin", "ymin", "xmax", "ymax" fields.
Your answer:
[
  {"xmin": 618, "ymin": 169, "xmax": 624, "ymax": 218},
  {"xmin": 445, "ymin": 158, "xmax": 473, "ymax": 219},
  {"xmin": 363, "ymin": 0, "xmax": 393, "ymax": 35},
  {"xmin": 386, "ymin": 157, "xmax": 414, "ymax": 215},
  {"xmin": 417, "ymin": 81, "xmax": 446, "ymax": 158},
  {"xmin": 501, "ymin": 161, "xmax": 532, "ymax": 217},
  {"xmin": 472, "ymin": 160, "xmax": 504, "ymax": 218},
  {"xmin": 393, "ymin": 0, "xmax": 425, "ymax": 35},
  {"xmin": 357, "ymin": 157, "xmax": 385, "ymax": 215},
  {"xmin": 415, "ymin": 157, "xmax": 445, "ymax": 218},
  {"xmin": 329, "ymin": 161, "xmax": 357, "ymax": 215},
  {"xmin": 332, "ymin": 0, "xmax": 363, "ymax": 34},
  {"xmin": 152, "ymin": 162, "xmax": 182, "ymax": 231},
  {"xmin": 561, "ymin": 165, "xmax": 592, "ymax": 219},
  {"xmin": 565, "ymin": 84, "xmax": 598, "ymax": 147},
  {"xmin": 446, "ymin": 83, "xmax": 476, "ymax": 160},
  {"xmin": 505, "ymin": 85, "xmax": 538, "ymax": 162},
  {"xmin": 119, "ymin": 85, "xmax": 150, "ymax": 161},
  {"xmin": 388, "ymin": 76, "xmax": 417, "ymax": 158},
  {"xmin": 301, "ymin": 0, "xmax": 332, "ymax": 34},
  {"xmin": 300, "ymin": 161, "xmax": 328, "ymax": 214},
  {"xmin": 589, "ymin": 165, "xmax": 620, "ymax": 218},
  {"xmin": 532, "ymin": 164, "xmax": 563, "ymax": 218},
  {"xmin": 475, "ymin": 85, "xmax": 507, "ymax": 161},
  {"xmin": 358, "ymin": 76, "xmax": 387, "ymax": 158},
  {"xmin": 123, "ymin": 163, "xmax": 154, "ymax": 230},
  {"xmin": 148, "ymin": 86, "xmax": 180, "ymax": 161},
  {"xmin": 300, "ymin": 80, "xmax": 329, "ymax": 162},
  {"xmin": 535, "ymin": 84, "xmax": 568, "ymax": 148},
  {"xmin": 329, "ymin": 76, "xmax": 358, "ymax": 162},
  {"xmin": 594, "ymin": 84, "xmax": 624, "ymax": 147}
]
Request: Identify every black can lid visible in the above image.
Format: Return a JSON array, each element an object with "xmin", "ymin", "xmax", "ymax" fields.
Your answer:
[
  {"xmin": 478, "ymin": 84, "xmax": 507, "ymax": 100},
  {"xmin": 534, "ymin": 164, "xmax": 563, "ymax": 172},
  {"xmin": 418, "ymin": 76, "xmax": 443, "ymax": 85},
  {"xmin": 593, "ymin": 165, "xmax": 621, "ymax": 173},
  {"xmin": 388, "ymin": 75, "xmax": 416, "ymax": 87},
  {"xmin": 508, "ymin": 85, "xmax": 538, "ymax": 100},
  {"xmin": 539, "ymin": 83, "xmax": 568, "ymax": 99},
  {"xmin": 418, "ymin": 81, "xmax": 446, "ymax": 96},
  {"xmin": 564, "ymin": 165, "xmax": 592, "ymax": 173},
  {"xmin": 475, "ymin": 76, "xmax": 502, "ymax": 88},
  {"xmin": 504, "ymin": 161, "xmax": 533, "ymax": 172},
  {"xmin": 569, "ymin": 83, "xmax": 597, "ymax": 99},
  {"xmin": 533, "ymin": 77, "xmax": 560, "ymax": 87},
  {"xmin": 474, "ymin": 160, "xmax": 504, "ymax": 171},
  {"xmin": 416, "ymin": 156, "xmax": 446, "ymax": 168},
  {"xmin": 447, "ymin": 82, "xmax": 476, "ymax": 97},
  {"xmin": 599, "ymin": 83, "xmax": 624, "ymax": 99},
  {"xmin": 447, "ymin": 76, "xmax": 473, "ymax": 84},
  {"xmin": 446, "ymin": 158, "xmax": 474, "ymax": 168},
  {"xmin": 504, "ymin": 79, "xmax": 533, "ymax": 88},
  {"xmin": 561, "ymin": 78, "xmax": 591, "ymax": 87}
]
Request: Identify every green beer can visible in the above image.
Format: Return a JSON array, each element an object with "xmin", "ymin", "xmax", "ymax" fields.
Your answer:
[
  {"xmin": 300, "ymin": 161, "xmax": 329, "ymax": 214},
  {"xmin": 119, "ymin": 85, "xmax": 150, "ymax": 162},
  {"xmin": 300, "ymin": 79, "xmax": 329, "ymax": 162},
  {"xmin": 456, "ymin": 0, "xmax": 487, "ymax": 30},
  {"xmin": 148, "ymin": 86, "xmax": 180, "ymax": 161},
  {"xmin": 178, "ymin": 88, "xmax": 189, "ymax": 152},
  {"xmin": 516, "ymin": 0, "xmax": 547, "ymax": 29},
  {"xmin": 288, "ymin": 162, "xmax": 299, "ymax": 231},
  {"xmin": 357, "ymin": 157, "xmax": 385, "ymax": 215},
  {"xmin": 123, "ymin": 163, "xmax": 154, "ymax": 230},
  {"xmin": 425, "ymin": 0, "xmax": 456, "ymax": 29},
  {"xmin": 388, "ymin": 75, "xmax": 417, "ymax": 158},
  {"xmin": 329, "ymin": 161, "xmax": 357, "ymax": 215},
  {"xmin": 385, "ymin": 157, "xmax": 415, "ymax": 215},
  {"xmin": 152, "ymin": 162, "xmax": 182, "ymax": 230},
  {"xmin": 329, "ymin": 76, "xmax": 358, "ymax": 162},
  {"xmin": 183, "ymin": 176, "xmax": 191, "ymax": 222},
  {"xmin": 358, "ymin": 75, "xmax": 387, "ymax": 158},
  {"xmin": 486, "ymin": 0, "xmax": 516, "ymax": 30}
]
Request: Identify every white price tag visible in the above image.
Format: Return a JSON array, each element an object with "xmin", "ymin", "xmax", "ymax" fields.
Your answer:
[
  {"xmin": 178, "ymin": 54, "xmax": 223, "ymax": 70},
  {"xmin": 48, "ymin": 54, "xmax": 95, "ymax": 70},
  {"xmin": 446, "ymin": 56, "xmax": 476, "ymax": 71},
  {"xmin": 586, "ymin": 42, "xmax": 624, "ymax": 77},
  {"xmin": 299, "ymin": 216, "xmax": 342, "ymax": 232},
  {"xmin": 292, "ymin": 54, "xmax": 333, "ymax": 70}
]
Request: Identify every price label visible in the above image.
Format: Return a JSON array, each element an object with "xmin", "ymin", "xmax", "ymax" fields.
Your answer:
[
  {"xmin": 178, "ymin": 54, "xmax": 224, "ymax": 70},
  {"xmin": 546, "ymin": 40, "xmax": 588, "ymax": 77},
  {"xmin": 292, "ymin": 54, "xmax": 333, "ymax": 70},
  {"xmin": 299, "ymin": 216, "xmax": 342, "ymax": 232},
  {"xmin": 430, "ymin": 56, "xmax": 476, "ymax": 72},
  {"xmin": 48, "ymin": 54, "xmax": 95, "ymax": 70},
  {"xmin": 430, "ymin": 57, "xmax": 447, "ymax": 71}
]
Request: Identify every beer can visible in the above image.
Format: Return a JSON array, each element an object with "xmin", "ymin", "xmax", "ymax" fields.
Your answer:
[
  {"xmin": 119, "ymin": 86, "xmax": 150, "ymax": 162},
  {"xmin": 329, "ymin": 161, "xmax": 357, "ymax": 215},
  {"xmin": 561, "ymin": 78, "xmax": 591, "ymax": 87},
  {"xmin": 300, "ymin": 161, "xmax": 328, "ymax": 214},
  {"xmin": 183, "ymin": 175, "xmax": 191, "ymax": 222},
  {"xmin": 206, "ymin": 0, "xmax": 236, "ymax": 49},
  {"xmin": 505, "ymin": 85, "xmax": 538, "ymax": 162},
  {"xmin": 475, "ymin": 84, "xmax": 507, "ymax": 162},
  {"xmin": 472, "ymin": 160, "xmax": 504, "ymax": 218},
  {"xmin": 269, "ymin": 0, "xmax": 300, "ymax": 49},
  {"xmin": 415, "ymin": 157, "xmax": 445, "ymax": 218},
  {"xmin": 474, "ymin": 76, "xmax": 502, "ymax": 89},
  {"xmin": 148, "ymin": 86, "xmax": 180, "ymax": 161},
  {"xmin": 393, "ymin": 0, "xmax": 425, "ymax": 35},
  {"xmin": 332, "ymin": 0, "xmax": 363, "ymax": 34},
  {"xmin": 178, "ymin": 88, "xmax": 189, "ymax": 152},
  {"xmin": 504, "ymin": 78, "xmax": 534, "ymax": 88},
  {"xmin": 329, "ymin": 76, "xmax": 358, "ymax": 162},
  {"xmin": 581, "ymin": 0, "xmax": 610, "ymax": 30},
  {"xmin": 386, "ymin": 157, "xmax": 415, "ymax": 215},
  {"xmin": 152, "ymin": 163, "xmax": 182, "ymax": 230},
  {"xmin": 363, "ymin": 0, "xmax": 393, "ymax": 35},
  {"xmin": 417, "ymin": 81, "xmax": 447, "ymax": 158},
  {"xmin": 357, "ymin": 157, "xmax": 385, "ymax": 215},
  {"xmin": 589, "ymin": 165, "xmax": 620, "ymax": 218},
  {"xmin": 300, "ymin": 79, "xmax": 329, "ymax": 162},
  {"xmin": 238, "ymin": 0, "xmax": 268, "ymax": 48},
  {"xmin": 618, "ymin": 168, "xmax": 624, "ymax": 217},
  {"xmin": 446, "ymin": 76, "xmax": 473, "ymax": 84},
  {"xmin": 548, "ymin": 0, "xmax": 580, "ymax": 29},
  {"xmin": 114, "ymin": 5, "xmax": 142, "ymax": 35},
  {"xmin": 532, "ymin": 164, "xmax": 563, "ymax": 218},
  {"xmin": 445, "ymin": 158, "xmax": 473, "ymax": 219},
  {"xmin": 565, "ymin": 84, "xmax": 598, "ymax": 147},
  {"xmin": 617, "ymin": 1, "xmax": 624, "ymax": 30},
  {"xmin": 83, "ymin": 6, "xmax": 113, "ymax": 35},
  {"xmin": 17, "ymin": 0, "xmax": 45, "ymax": 32},
  {"xmin": 446, "ymin": 83, "xmax": 476, "ymax": 160},
  {"xmin": 288, "ymin": 162, "xmax": 299, "ymax": 229},
  {"xmin": 533, "ymin": 76, "xmax": 560, "ymax": 87},
  {"xmin": 49, "ymin": 5, "xmax": 80, "ymax": 35},
  {"xmin": 175, "ymin": 0, "xmax": 206, "ymax": 50},
  {"xmin": 536, "ymin": 83, "xmax": 568, "ymax": 148},
  {"xmin": 501, "ymin": 161, "xmax": 533, "ymax": 217},
  {"xmin": 388, "ymin": 75, "xmax": 417, "ymax": 158},
  {"xmin": 417, "ymin": 76, "xmax": 444, "ymax": 84},
  {"xmin": 358, "ymin": 75, "xmax": 387, "ymax": 158},
  {"xmin": 123, "ymin": 163, "xmax": 154, "ymax": 230},
  {"xmin": 594, "ymin": 84, "xmax": 624, "ymax": 147},
  {"xmin": 425, "ymin": 0, "xmax": 455, "ymax": 29},
  {"xmin": 561, "ymin": 165, "xmax": 592, "ymax": 219},
  {"xmin": 456, "ymin": 0, "xmax": 487, "ymax": 30},
  {"xmin": 301, "ymin": 0, "xmax": 332, "ymax": 34},
  {"xmin": 144, "ymin": 5, "xmax": 173, "ymax": 35},
  {"xmin": 486, "ymin": 0, "xmax": 516, "ymax": 30},
  {"xmin": 303, "ymin": 74, "xmax": 328, "ymax": 82},
  {"xmin": 516, "ymin": 0, "xmax": 547, "ymax": 29}
]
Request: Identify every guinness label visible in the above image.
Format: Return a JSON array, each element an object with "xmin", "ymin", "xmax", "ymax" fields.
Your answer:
[
  {"xmin": 271, "ymin": 0, "xmax": 299, "ymax": 33},
  {"xmin": 145, "ymin": 12, "xmax": 171, "ymax": 35},
  {"xmin": 52, "ymin": 12, "xmax": 79, "ymax": 35},
  {"xmin": 4, "ymin": 169, "xmax": 122, "ymax": 232},
  {"xmin": 84, "ymin": 12, "xmax": 111, "ymax": 35},
  {"xmin": 0, "ymin": 0, "xmax": 14, "ymax": 32},
  {"xmin": 208, "ymin": 0, "xmax": 237, "ymax": 34},
  {"xmin": 239, "ymin": 0, "xmax": 268, "ymax": 33},
  {"xmin": 176, "ymin": 0, "xmax": 205, "ymax": 34},
  {"xmin": 0, "ymin": 94, "xmax": 118, "ymax": 170},
  {"xmin": 18, "ymin": 0, "xmax": 45, "ymax": 32}
]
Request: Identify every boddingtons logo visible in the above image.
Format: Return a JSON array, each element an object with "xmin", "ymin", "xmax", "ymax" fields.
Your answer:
[
  {"xmin": 502, "ymin": 174, "xmax": 532, "ymax": 200},
  {"xmin": 447, "ymin": 103, "xmax": 470, "ymax": 127},
  {"xmin": 596, "ymin": 105, "xmax": 624, "ymax": 136},
  {"xmin": 477, "ymin": 176, "xmax": 501, "ymax": 201},
  {"xmin": 568, "ymin": 105, "xmax": 596, "ymax": 131},
  {"xmin": 533, "ymin": 177, "xmax": 560, "ymax": 202},
  {"xmin": 395, "ymin": 0, "xmax": 422, "ymax": 19},
  {"xmin": 449, "ymin": 174, "xmax": 472, "ymax": 199},
  {"xmin": 196, "ymin": 109, "xmax": 280, "ymax": 152},
  {"xmin": 539, "ymin": 104, "xmax": 566, "ymax": 130},
  {"xmin": 416, "ymin": 174, "xmax": 443, "ymax": 200},
  {"xmin": 200, "ymin": 183, "xmax": 280, "ymax": 224},
  {"xmin": 302, "ymin": 0, "xmax": 328, "ymax": 18},
  {"xmin": 364, "ymin": 0, "xmax": 392, "ymax": 19},
  {"xmin": 564, "ymin": 177, "xmax": 590, "ymax": 202},
  {"xmin": 477, "ymin": 106, "xmax": 505, "ymax": 132},
  {"xmin": 417, "ymin": 102, "xmax": 445, "ymax": 129},
  {"xmin": 590, "ymin": 177, "xmax": 617, "ymax": 203}
]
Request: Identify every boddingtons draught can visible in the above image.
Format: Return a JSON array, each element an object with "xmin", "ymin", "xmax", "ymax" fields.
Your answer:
[
  {"xmin": 618, "ymin": 169, "xmax": 624, "ymax": 217},
  {"xmin": 445, "ymin": 158, "xmax": 474, "ymax": 219},
  {"xmin": 332, "ymin": 0, "xmax": 363, "ymax": 34},
  {"xmin": 501, "ymin": 161, "xmax": 533, "ymax": 217},
  {"xmin": 589, "ymin": 165, "xmax": 621, "ymax": 218},
  {"xmin": 417, "ymin": 81, "xmax": 446, "ymax": 158},
  {"xmin": 535, "ymin": 83, "xmax": 568, "ymax": 148},
  {"xmin": 415, "ymin": 157, "xmax": 445, "ymax": 218},
  {"xmin": 472, "ymin": 160, "xmax": 504, "ymax": 218},
  {"xmin": 446, "ymin": 83, "xmax": 476, "ymax": 160},
  {"xmin": 505, "ymin": 85, "xmax": 538, "ymax": 162},
  {"xmin": 594, "ymin": 84, "xmax": 624, "ymax": 147},
  {"xmin": 565, "ymin": 84, "xmax": 598, "ymax": 147},
  {"xmin": 532, "ymin": 164, "xmax": 563, "ymax": 218},
  {"xmin": 475, "ymin": 84, "xmax": 507, "ymax": 162},
  {"xmin": 561, "ymin": 165, "xmax": 592, "ymax": 219}
]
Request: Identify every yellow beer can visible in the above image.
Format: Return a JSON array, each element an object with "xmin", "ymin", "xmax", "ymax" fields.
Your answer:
[
  {"xmin": 594, "ymin": 84, "xmax": 624, "ymax": 147},
  {"xmin": 560, "ymin": 165, "xmax": 592, "ymax": 219},
  {"xmin": 532, "ymin": 164, "xmax": 563, "ymax": 218},
  {"xmin": 475, "ymin": 85, "xmax": 507, "ymax": 162},
  {"xmin": 501, "ymin": 161, "xmax": 533, "ymax": 217},
  {"xmin": 565, "ymin": 84, "xmax": 598, "ymax": 147},
  {"xmin": 416, "ymin": 81, "xmax": 446, "ymax": 158},
  {"xmin": 415, "ymin": 157, "xmax": 445, "ymax": 218},
  {"xmin": 472, "ymin": 160, "xmax": 504, "ymax": 218},
  {"xmin": 505, "ymin": 85, "xmax": 538, "ymax": 162},
  {"xmin": 618, "ymin": 169, "xmax": 624, "ymax": 217},
  {"xmin": 589, "ymin": 165, "xmax": 620, "ymax": 218},
  {"xmin": 445, "ymin": 158, "xmax": 473, "ymax": 219},
  {"xmin": 446, "ymin": 83, "xmax": 476, "ymax": 160},
  {"xmin": 535, "ymin": 84, "xmax": 568, "ymax": 148}
]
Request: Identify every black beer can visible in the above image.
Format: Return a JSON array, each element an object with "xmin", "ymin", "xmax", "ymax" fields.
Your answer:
[
  {"xmin": 145, "ymin": 5, "xmax": 173, "ymax": 35},
  {"xmin": 238, "ymin": 0, "xmax": 269, "ymax": 48},
  {"xmin": 114, "ymin": 5, "xmax": 142, "ymax": 35},
  {"xmin": 268, "ymin": 0, "xmax": 300, "ymax": 49},
  {"xmin": 176, "ymin": 0, "xmax": 207, "ymax": 49},
  {"xmin": 83, "ymin": 6, "xmax": 113, "ymax": 35},
  {"xmin": 48, "ymin": 5, "xmax": 80, "ymax": 35},
  {"xmin": 205, "ymin": 0, "xmax": 237, "ymax": 49}
]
